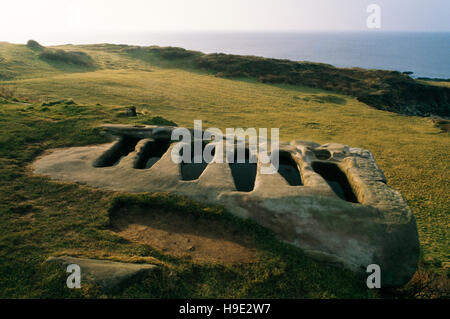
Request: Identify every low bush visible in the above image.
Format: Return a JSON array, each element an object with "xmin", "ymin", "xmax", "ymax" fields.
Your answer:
[
  {"xmin": 39, "ymin": 49, "xmax": 95, "ymax": 67},
  {"xmin": 26, "ymin": 40, "xmax": 45, "ymax": 51}
]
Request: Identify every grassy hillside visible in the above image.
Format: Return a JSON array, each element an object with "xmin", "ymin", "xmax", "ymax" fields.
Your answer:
[
  {"xmin": 0, "ymin": 41, "xmax": 448, "ymax": 298},
  {"xmin": 121, "ymin": 45, "xmax": 450, "ymax": 117},
  {"xmin": 3, "ymin": 42, "xmax": 449, "ymax": 117}
]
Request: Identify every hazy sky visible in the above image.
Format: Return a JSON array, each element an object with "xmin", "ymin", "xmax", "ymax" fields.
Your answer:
[{"xmin": 1, "ymin": 0, "xmax": 449, "ymax": 44}]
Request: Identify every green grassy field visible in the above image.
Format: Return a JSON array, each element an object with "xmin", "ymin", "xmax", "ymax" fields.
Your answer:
[{"xmin": 0, "ymin": 42, "xmax": 448, "ymax": 298}]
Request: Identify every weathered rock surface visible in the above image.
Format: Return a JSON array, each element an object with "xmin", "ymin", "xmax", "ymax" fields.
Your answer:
[
  {"xmin": 46, "ymin": 256, "xmax": 156, "ymax": 292},
  {"xmin": 34, "ymin": 124, "xmax": 420, "ymax": 287}
]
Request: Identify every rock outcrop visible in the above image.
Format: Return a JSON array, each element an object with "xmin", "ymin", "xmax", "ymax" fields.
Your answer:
[
  {"xmin": 46, "ymin": 256, "xmax": 156, "ymax": 292},
  {"xmin": 34, "ymin": 124, "xmax": 420, "ymax": 287}
]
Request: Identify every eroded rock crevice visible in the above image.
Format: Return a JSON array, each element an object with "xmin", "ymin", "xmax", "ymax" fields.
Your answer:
[
  {"xmin": 180, "ymin": 142, "xmax": 215, "ymax": 181},
  {"xmin": 93, "ymin": 136, "xmax": 140, "ymax": 167},
  {"xmin": 134, "ymin": 139, "xmax": 172, "ymax": 169},
  {"xmin": 278, "ymin": 151, "xmax": 303, "ymax": 186},
  {"xmin": 311, "ymin": 161, "xmax": 358, "ymax": 203},
  {"xmin": 228, "ymin": 147, "xmax": 257, "ymax": 192}
]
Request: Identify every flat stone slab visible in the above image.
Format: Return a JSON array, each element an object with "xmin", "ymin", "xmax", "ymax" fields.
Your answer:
[
  {"xmin": 46, "ymin": 256, "xmax": 156, "ymax": 292},
  {"xmin": 35, "ymin": 124, "xmax": 420, "ymax": 287}
]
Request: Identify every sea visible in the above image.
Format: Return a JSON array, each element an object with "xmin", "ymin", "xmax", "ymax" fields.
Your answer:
[{"xmin": 42, "ymin": 31, "xmax": 450, "ymax": 79}]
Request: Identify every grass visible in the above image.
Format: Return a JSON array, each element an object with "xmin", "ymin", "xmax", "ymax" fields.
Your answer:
[
  {"xmin": 0, "ymin": 41, "xmax": 448, "ymax": 298},
  {"xmin": 421, "ymin": 80, "xmax": 450, "ymax": 88},
  {"xmin": 123, "ymin": 45, "xmax": 450, "ymax": 117}
]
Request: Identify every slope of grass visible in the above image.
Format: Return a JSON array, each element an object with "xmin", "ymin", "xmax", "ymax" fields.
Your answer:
[
  {"xmin": 0, "ymin": 41, "xmax": 448, "ymax": 297},
  {"xmin": 0, "ymin": 42, "xmax": 100, "ymax": 81},
  {"xmin": 121, "ymin": 45, "xmax": 450, "ymax": 117},
  {"xmin": 420, "ymin": 80, "xmax": 450, "ymax": 88}
]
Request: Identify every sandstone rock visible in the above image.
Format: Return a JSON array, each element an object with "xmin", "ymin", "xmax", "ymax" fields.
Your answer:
[
  {"xmin": 46, "ymin": 256, "xmax": 156, "ymax": 292},
  {"xmin": 34, "ymin": 124, "xmax": 420, "ymax": 287}
]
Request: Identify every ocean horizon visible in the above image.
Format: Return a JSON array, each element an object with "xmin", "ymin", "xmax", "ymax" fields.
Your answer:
[{"xmin": 21, "ymin": 31, "xmax": 450, "ymax": 79}]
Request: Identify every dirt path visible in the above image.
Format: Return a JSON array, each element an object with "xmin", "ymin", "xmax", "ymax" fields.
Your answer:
[{"xmin": 110, "ymin": 207, "xmax": 259, "ymax": 265}]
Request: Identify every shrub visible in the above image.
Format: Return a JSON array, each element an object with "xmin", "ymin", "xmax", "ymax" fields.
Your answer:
[
  {"xmin": 313, "ymin": 95, "xmax": 347, "ymax": 105},
  {"xmin": 149, "ymin": 46, "xmax": 202, "ymax": 60},
  {"xmin": 41, "ymin": 99, "xmax": 76, "ymax": 107},
  {"xmin": 39, "ymin": 49, "xmax": 95, "ymax": 67},
  {"xmin": 26, "ymin": 40, "xmax": 44, "ymax": 51},
  {"xmin": 123, "ymin": 46, "xmax": 203, "ymax": 61},
  {"xmin": 143, "ymin": 116, "xmax": 177, "ymax": 126}
]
